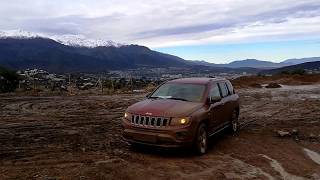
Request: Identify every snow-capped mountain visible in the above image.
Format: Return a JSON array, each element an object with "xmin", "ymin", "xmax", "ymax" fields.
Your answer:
[
  {"xmin": 0, "ymin": 34, "xmax": 187, "ymax": 73},
  {"xmin": 0, "ymin": 30, "xmax": 123, "ymax": 48},
  {"xmin": 0, "ymin": 30, "xmax": 40, "ymax": 39},
  {"xmin": 50, "ymin": 34, "xmax": 123, "ymax": 48}
]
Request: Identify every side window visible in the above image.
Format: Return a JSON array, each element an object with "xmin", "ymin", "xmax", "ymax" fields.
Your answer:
[
  {"xmin": 226, "ymin": 81, "xmax": 234, "ymax": 94},
  {"xmin": 209, "ymin": 83, "xmax": 221, "ymax": 98},
  {"xmin": 218, "ymin": 82, "xmax": 229, "ymax": 97}
]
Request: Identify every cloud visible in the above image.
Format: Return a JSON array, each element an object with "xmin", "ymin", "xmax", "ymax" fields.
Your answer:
[
  {"xmin": 0, "ymin": 0, "xmax": 320, "ymax": 47},
  {"xmin": 136, "ymin": 2, "xmax": 320, "ymax": 38}
]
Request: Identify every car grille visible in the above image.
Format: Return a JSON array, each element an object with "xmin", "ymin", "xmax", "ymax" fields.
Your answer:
[{"xmin": 131, "ymin": 115, "xmax": 170, "ymax": 127}]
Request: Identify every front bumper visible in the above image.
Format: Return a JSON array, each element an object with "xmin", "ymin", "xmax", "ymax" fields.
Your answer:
[{"xmin": 121, "ymin": 118, "xmax": 196, "ymax": 147}]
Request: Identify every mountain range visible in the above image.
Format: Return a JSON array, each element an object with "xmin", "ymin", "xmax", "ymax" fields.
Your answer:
[
  {"xmin": 0, "ymin": 37, "xmax": 188, "ymax": 72},
  {"xmin": 0, "ymin": 30, "xmax": 319, "ymax": 73},
  {"xmin": 281, "ymin": 57, "xmax": 320, "ymax": 65},
  {"xmin": 191, "ymin": 58, "xmax": 320, "ymax": 69},
  {"xmin": 0, "ymin": 30, "xmax": 123, "ymax": 48},
  {"xmin": 261, "ymin": 61, "xmax": 320, "ymax": 74}
]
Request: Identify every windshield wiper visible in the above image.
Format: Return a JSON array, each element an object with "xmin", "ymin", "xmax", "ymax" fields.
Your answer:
[
  {"xmin": 149, "ymin": 96, "xmax": 189, "ymax": 101},
  {"xmin": 149, "ymin": 96, "xmax": 163, "ymax": 99},
  {"xmin": 167, "ymin": 97, "xmax": 189, "ymax": 101}
]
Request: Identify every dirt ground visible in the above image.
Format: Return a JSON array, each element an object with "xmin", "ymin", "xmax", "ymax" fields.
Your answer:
[
  {"xmin": 0, "ymin": 83, "xmax": 320, "ymax": 179},
  {"xmin": 231, "ymin": 74, "xmax": 320, "ymax": 89}
]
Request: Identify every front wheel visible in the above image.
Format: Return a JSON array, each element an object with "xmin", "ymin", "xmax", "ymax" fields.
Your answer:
[{"xmin": 194, "ymin": 123, "xmax": 208, "ymax": 155}]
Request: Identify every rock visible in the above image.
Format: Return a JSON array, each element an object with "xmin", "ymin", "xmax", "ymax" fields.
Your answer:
[
  {"xmin": 291, "ymin": 129, "xmax": 299, "ymax": 135},
  {"xmin": 81, "ymin": 147, "xmax": 86, "ymax": 152},
  {"xmin": 66, "ymin": 130, "xmax": 79, "ymax": 135},
  {"xmin": 114, "ymin": 149, "xmax": 123, "ymax": 155},
  {"xmin": 309, "ymin": 133, "xmax": 317, "ymax": 139},
  {"xmin": 266, "ymin": 83, "xmax": 281, "ymax": 88},
  {"xmin": 311, "ymin": 173, "xmax": 320, "ymax": 180},
  {"xmin": 277, "ymin": 130, "xmax": 291, "ymax": 137}
]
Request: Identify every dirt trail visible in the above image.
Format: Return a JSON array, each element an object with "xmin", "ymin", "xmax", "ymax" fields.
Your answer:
[{"xmin": 0, "ymin": 85, "xmax": 320, "ymax": 179}]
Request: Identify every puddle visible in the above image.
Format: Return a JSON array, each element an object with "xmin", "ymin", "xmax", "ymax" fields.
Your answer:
[
  {"xmin": 261, "ymin": 155, "xmax": 305, "ymax": 180},
  {"xmin": 304, "ymin": 148, "xmax": 320, "ymax": 165}
]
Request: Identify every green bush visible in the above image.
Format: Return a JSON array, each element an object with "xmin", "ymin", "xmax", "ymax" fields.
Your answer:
[
  {"xmin": 291, "ymin": 69, "xmax": 306, "ymax": 75},
  {"xmin": 0, "ymin": 66, "xmax": 19, "ymax": 93},
  {"xmin": 280, "ymin": 68, "xmax": 306, "ymax": 75}
]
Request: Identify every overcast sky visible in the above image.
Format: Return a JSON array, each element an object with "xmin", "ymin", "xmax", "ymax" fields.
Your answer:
[{"xmin": 1, "ymin": 0, "xmax": 320, "ymax": 63}]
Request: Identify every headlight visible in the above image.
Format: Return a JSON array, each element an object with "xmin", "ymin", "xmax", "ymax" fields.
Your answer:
[{"xmin": 170, "ymin": 117, "xmax": 191, "ymax": 126}]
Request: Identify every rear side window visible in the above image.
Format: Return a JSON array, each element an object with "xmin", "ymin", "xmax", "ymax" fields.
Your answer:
[
  {"xmin": 218, "ymin": 82, "xmax": 229, "ymax": 97},
  {"xmin": 226, "ymin": 81, "xmax": 234, "ymax": 94}
]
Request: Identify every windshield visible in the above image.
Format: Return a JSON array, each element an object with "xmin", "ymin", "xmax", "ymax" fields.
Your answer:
[{"xmin": 150, "ymin": 83, "xmax": 206, "ymax": 102}]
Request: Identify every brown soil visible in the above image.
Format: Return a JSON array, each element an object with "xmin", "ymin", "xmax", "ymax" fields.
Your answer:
[
  {"xmin": 0, "ymin": 82, "xmax": 320, "ymax": 179},
  {"xmin": 232, "ymin": 74, "xmax": 320, "ymax": 89}
]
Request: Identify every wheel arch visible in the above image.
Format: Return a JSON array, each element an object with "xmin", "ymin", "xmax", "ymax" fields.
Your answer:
[{"xmin": 235, "ymin": 106, "xmax": 240, "ymax": 116}]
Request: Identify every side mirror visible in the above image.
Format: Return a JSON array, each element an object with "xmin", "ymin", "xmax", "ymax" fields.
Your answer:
[{"xmin": 208, "ymin": 96, "xmax": 221, "ymax": 104}]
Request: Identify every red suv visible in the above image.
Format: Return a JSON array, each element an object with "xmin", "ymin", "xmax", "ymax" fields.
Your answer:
[{"xmin": 122, "ymin": 78, "xmax": 240, "ymax": 154}]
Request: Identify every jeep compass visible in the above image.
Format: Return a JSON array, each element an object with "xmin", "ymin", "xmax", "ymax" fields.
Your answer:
[{"xmin": 122, "ymin": 78, "xmax": 240, "ymax": 154}]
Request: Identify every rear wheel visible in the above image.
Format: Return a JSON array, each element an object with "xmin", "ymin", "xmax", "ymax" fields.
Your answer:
[
  {"xmin": 194, "ymin": 123, "xmax": 208, "ymax": 155},
  {"xmin": 230, "ymin": 110, "xmax": 239, "ymax": 133}
]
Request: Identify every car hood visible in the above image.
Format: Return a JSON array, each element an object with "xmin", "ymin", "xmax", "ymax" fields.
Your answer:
[{"xmin": 127, "ymin": 98, "xmax": 203, "ymax": 117}]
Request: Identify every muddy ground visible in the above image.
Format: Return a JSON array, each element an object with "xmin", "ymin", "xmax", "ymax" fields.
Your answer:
[{"xmin": 0, "ymin": 84, "xmax": 320, "ymax": 179}]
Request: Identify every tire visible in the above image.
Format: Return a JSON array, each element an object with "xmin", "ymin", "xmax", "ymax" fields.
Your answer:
[
  {"xmin": 229, "ymin": 110, "xmax": 239, "ymax": 133},
  {"xmin": 194, "ymin": 123, "xmax": 208, "ymax": 155}
]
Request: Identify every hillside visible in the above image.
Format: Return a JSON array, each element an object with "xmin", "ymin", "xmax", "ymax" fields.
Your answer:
[
  {"xmin": 261, "ymin": 61, "xmax": 320, "ymax": 74},
  {"xmin": 0, "ymin": 37, "xmax": 262, "ymax": 74},
  {"xmin": 0, "ymin": 37, "xmax": 188, "ymax": 73},
  {"xmin": 225, "ymin": 59, "xmax": 289, "ymax": 68},
  {"xmin": 191, "ymin": 59, "xmax": 292, "ymax": 68},
  {"xmin": 281, "ymin": 57, "xmax": 320, "ymax": 65}
]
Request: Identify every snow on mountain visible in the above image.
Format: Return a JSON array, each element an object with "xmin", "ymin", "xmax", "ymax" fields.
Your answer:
[
  {"xmin": 0, "ymin": 30, "xmax": 40, "ymax": 39},
  {"xmin": 0, "ymin": 30, "xmax": 123, "ymax": 48},
  {"xmin": 50, "ymin": 34, "xmax": 123, "ymax": 48}
]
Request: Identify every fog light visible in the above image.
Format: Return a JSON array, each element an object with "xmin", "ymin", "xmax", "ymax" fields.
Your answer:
[
  {"xmin": 176, "ymin": 131, "xmax": 188, "ymax": 138},
  {"xmin": 124, "ymin": 112, "xmax": 128, "ymax": 118}
]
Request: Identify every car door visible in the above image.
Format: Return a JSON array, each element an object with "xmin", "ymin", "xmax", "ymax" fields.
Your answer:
[
  {"xmin": 226, "ymin": 80, "xmax": 239, "ymax": 115},
  {"xmin": 218, "ymin": 81, "xmax": 233, "ymax": 123},
  {"xmin": 207, "ymin": 82, "xmax": 226, "ymax": 134}
]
